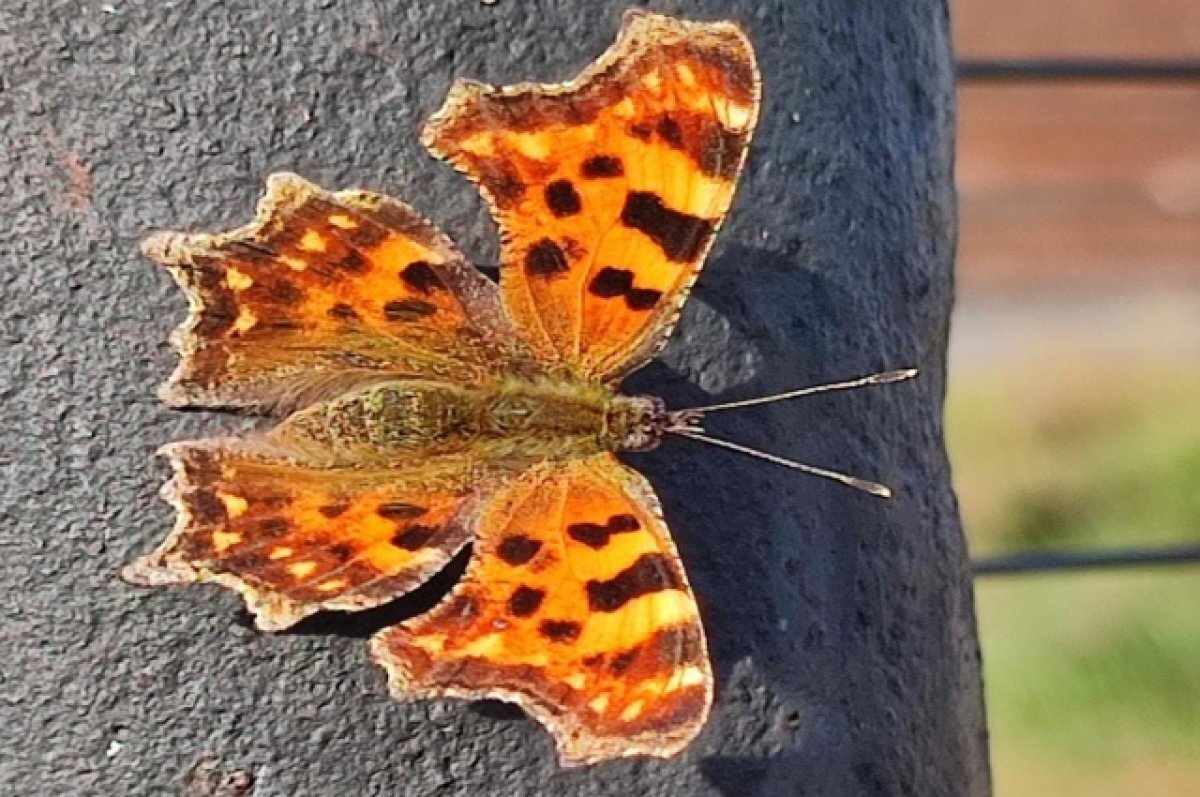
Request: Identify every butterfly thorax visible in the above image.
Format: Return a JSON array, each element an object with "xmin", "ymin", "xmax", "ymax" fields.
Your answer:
[{"xmin": 269, "ymin": 376, "xmax": 667, "ymax": 466}]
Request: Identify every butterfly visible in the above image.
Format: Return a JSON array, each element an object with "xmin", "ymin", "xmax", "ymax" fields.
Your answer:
[{"xmin": 123, "ymin": 10, "xmax": 911, "ymax": 767}]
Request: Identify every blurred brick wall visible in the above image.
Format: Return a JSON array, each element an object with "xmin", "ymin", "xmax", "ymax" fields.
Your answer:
[{"xmin": 953, "ymin": 0, "xmax": 1200, "ymax": 292}]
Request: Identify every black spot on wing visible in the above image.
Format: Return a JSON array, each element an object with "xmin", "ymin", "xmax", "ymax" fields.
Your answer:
[
  {"xmin": 318, "ymin": 502, "xmax": 350, "ymax": 519},
  {"xmin": 586, "ymin": 553, "xmax": 683, "ymax": 612},
  {"xmin": 327, "ymin": 303, "xmax": 360, "ymax": 322},
  {"xmin": 383, "ymin": 298, "xmax": 437, "ymax": 322},
  {"xmin": 620, "ymin": 191, "xmax": 714, "ymax": 263},
  {"xmin": 544, "ymin": 179, "xmax": 582, "ymax": 217},
  {"xmin": 399, "ymin": 261, "xmax": 445, "ymax": 294},
  {"xmin": 507, "ymin": 586, "xmax": 545, "ymax": 617},
  {"xmin": 580, "ymin": 155, "xmax": 624, "ymax": 178},
  {"xmin": 626, "ymin": 288, "xmax": 663, "ymax": 312},
  {"xmin": 567, "ymin": 513, "xmax": 643, "ymax": 549},
  {"xmin": 497, "ymin": 534, "xmax": 542, "ymax": 566},
  {"xmin": 524, "ymin": 238, "xmax": 570, "ymax": 279},
  {"xmin": 539, "ymin": 619, "xmax": 582, "ymax": 643},
  {"xmin": 587, "ymin": 268, "xmax": 662, "ymax": 312},
  {"xmin": 333, "ymin": 250, "xmax": 369, "ymax": 273},
  {"xmin": 566, "ymin": 523, "xmax": 609, "ymax": 549},
  {"xmin": 377, "ymin": 502, "xmax": 427, "ymax": 521},
  {"xmin": 587, "ymin": 267, "xmax": 633, "ymax": 299},
  {"xmin": 656, "ymin": 115, "xmax": 684, "ymax": 148},
  {"xmin": 329, "ymin": 543, "xmax": 354, "ymax": 562},
  {"xmin": 628, "ymin": 122, "xmax": 653, "ymax": 142},
  {"xmin": 391, "ymin": 524, "xmax": 437, "ymax": 551}
]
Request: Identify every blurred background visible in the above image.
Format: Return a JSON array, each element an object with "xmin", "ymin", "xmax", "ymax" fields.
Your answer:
[{"xmin": 949, "ymin": 1, "xmax": 1200, "ymax": 794}]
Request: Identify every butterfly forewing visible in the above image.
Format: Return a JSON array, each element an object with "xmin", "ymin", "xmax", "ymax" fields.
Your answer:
[{"xmin": 422, "ymin": 10, "xmax": 759, "ymax": 382}]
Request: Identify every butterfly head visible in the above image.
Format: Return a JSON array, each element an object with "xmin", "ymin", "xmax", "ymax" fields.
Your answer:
[{"xmin": 607, "ymin": 395, "xmax": 710, "ymax": 453}]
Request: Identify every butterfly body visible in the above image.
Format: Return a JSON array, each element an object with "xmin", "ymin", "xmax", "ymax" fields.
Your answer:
[
  {"xmin": 126, "ymin": 11, "xmax": 760, "ymax": 767},
  {"xmin": 268, "ymin": 375, "xmax": 667, "ymax": 467}
]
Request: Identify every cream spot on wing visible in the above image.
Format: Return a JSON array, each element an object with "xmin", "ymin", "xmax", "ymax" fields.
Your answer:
[
  {"xmin": 563, "ymin": 672, "xmax": 586, "ymax": 690},
  {"xmin": 327, "ymin": 213, "xmax": 357, "ymax": 230},
  {"xmin": 232, "ymin": 306, "xmax": 257, "ymax": 334},
  {"xmin": 613, "ymin": 97, "xmax": 637, "ymax": 119},
  {"xmin": 640, "ymin": 70, "xmax": 665, "ymax": 96},
  {"xmin": 269, "ymin": 546, "xmax": 294, "ymax": 561},
  {"xmin": 511, "ymin": 132, "xmax": 551, "ymax": 160},
  {"xmin": 587, "ymin": 694, "xmax": 609, "ymax": 714},
  {"xmin": 459, "ymin": 632, "xmax": 504, "ymax": 658},
  {"xmin": 414, "ymin": 632, "xmax": 448, "ymax": 653},
  {"xmin": 288, "ymin": 560, "xmax": 317, "ymax": 579},
  {"xmin": 211, "ymin": 530, "xmax": 242, "ymax": 553},
  {"xmin": 669, "ymin": 665, "xmax": 708, "ymax": 691},
  {"xmin": 316, "ymin": 577, "xmax": 348, "ymax": 592},
  {"xmin": 215, "ymin": 491, "xmax": 248, "ymax": 518},
  {"xmin": 281, "ymin": 255, "xmax": 309, "ymax": 271},
  {"xmin": 299, "ymin": 230, "xmax": 327, "ymax": 252},
  {"xmin": 459, "ymin": 132, "xmax": 495, "ymax": 156},
  {"xmin": 619, "ymin": 699, "xmax": 645, "ymax": 722},
  {"xmin": 718, "ymin": 100, "xmax": 754, "ymax": 132},
  {"xmin": 674, "ymin": 63, "xmax": 697, "ymax": 87},
  {"xmin": 224, "ymin": 267, "xmax": 253, "ymax": 291}
]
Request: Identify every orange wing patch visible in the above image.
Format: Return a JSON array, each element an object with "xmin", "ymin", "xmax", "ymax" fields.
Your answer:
[
  {"xmin": 371, "ymin": 453, "xmax": 711, "ymax": 766},
  {"xmin": 149, "ymin": 172, "xmax": 528, "ymax": 410},
  {"xmin": 423, "ymin": 10, "xmax": 760, "ymax": 382},
  {"xmin": 123, "ymin": 440, "xmax": 508, "ymax": 631}
]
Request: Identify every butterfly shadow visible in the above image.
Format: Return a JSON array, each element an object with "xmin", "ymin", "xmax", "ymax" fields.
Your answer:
[{"xmin": 624, "ymin": 243, "xmax": 914, "ymax": 790}]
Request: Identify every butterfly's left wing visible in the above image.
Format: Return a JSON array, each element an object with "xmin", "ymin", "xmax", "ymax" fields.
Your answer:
[
  {"xmin": 372, "ymin": 453, "xmax": 711, "ymax": 766},
  {"xmin": 423, "ymin": 10, "xmax": 759, "ymax": 382}
]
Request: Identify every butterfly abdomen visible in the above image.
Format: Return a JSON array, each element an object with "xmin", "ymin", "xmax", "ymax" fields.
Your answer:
[{"xmin": 269, "ymin": 380, "xmax": 481, "ymax": 465}]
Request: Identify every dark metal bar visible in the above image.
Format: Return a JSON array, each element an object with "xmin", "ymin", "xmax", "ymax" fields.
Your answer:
[
  {"xmin": 957, "ymin": 59, "xmax": 1200, "ymax": 82},
  {"xmin": 973, "ymin": 544, "xmax": 1200, "ymax": 576}
]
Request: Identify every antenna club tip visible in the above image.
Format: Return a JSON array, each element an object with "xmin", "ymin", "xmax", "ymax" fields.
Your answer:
[
  {"xmin": 851, "ymin": 479, "xmax": 893, "ymax": 498},
  {"xmin": 879, "ymin": 368, "xmax": 919, "ymax": 384}
]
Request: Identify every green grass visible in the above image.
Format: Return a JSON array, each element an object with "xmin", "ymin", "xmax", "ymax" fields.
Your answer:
[
  {"xmin": 946, "ymin": 358, "xmax": 1200, "ymax": 796},
  {"xmin": 947, "ymin": 358, "xmax": 1200, "ymax": 555}
]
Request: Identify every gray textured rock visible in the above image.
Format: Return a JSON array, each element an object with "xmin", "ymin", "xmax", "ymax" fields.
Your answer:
[{"xmin": 0, "ymin": 0, "xmax": 989, "ymax": 794}]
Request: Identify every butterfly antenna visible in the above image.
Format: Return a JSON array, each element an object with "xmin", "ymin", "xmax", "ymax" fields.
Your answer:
[
  {"xmin": 682, "ymin": 368, "xmax": 918, "ymax": 414},
  {"xmin": 668, "ymin": 430, "xmax": 893, "ymax": 498}
]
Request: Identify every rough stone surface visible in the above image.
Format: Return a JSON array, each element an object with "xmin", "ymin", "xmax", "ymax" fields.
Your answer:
[{"xmin": 0, "ymin": 0, "xmax": 989, "ymax": 795}]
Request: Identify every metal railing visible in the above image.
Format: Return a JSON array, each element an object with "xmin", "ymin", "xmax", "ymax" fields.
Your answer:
[
  {"xmin": 958, "ymin": 59, "xmax": 1200, "ymax": 82},
  {"xmin": 957, "ymin": 57, "xmax": 1200, "ymax": 577}
]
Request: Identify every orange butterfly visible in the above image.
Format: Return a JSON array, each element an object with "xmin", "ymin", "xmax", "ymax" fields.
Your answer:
[{"xmin": 124, "ymin": 10, "xmax": 911, "ymax": 766}]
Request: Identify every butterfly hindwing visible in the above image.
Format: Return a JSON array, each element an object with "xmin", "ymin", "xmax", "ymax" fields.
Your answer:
[
  {"xmin": 123, "ymin": 438, "xmax": 512, "ymax": 631},
  {"xmin": 371, "ymin": 453, "xmax": 711, "ymax": 766},
  {"xmin": 422, "ymin": 10, "xmax": 760, "ymax": 382},
  {"xmin": 149, "ymin": 172, "xmax": 531, "ymax": 410}
]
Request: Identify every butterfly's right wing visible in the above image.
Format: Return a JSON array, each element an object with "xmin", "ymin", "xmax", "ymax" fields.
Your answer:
[{"xmin": 148, "ymin": 172, "xmax": 534, "ymax": 411}]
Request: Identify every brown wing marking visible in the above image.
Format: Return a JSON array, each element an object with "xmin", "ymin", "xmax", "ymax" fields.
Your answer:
[
  {"xmin": 371, "ymin": 453, "xmax": 711, "ymax": 766},
  {"xmin": 122, "ymin": 439, "xmax": 512, "ymax": 631},
  {"xmin": 422, "ymin": 9, "xmax": 760, "ymax": 382},
  {"xmin": 149, "ymin": 172, "xmax": 531, "ymax": 411}
]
